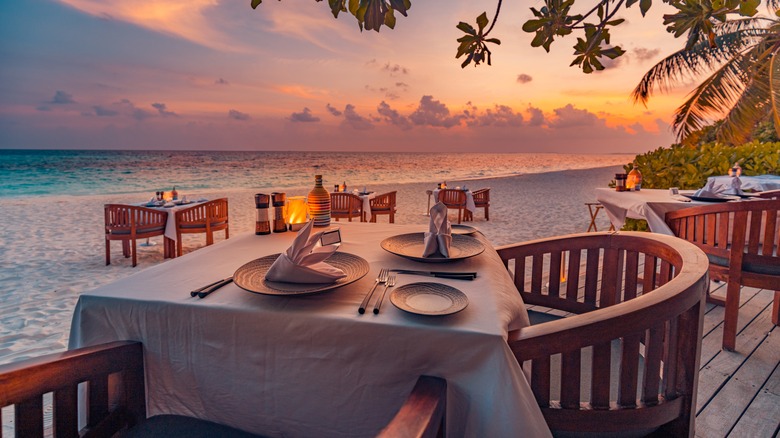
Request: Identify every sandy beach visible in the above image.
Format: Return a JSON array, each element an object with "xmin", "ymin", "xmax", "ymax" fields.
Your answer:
[{"xmin": 0, "ymin": 165, "xmax": 620, "ymax": 365}]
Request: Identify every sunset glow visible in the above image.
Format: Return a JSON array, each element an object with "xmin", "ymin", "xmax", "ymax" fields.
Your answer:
[{"xmin": 0, "ymin": 0, "xmax": 696, "ymax": 153}]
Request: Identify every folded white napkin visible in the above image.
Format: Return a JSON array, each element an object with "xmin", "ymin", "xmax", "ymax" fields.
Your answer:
[
  {"xmin": 147, "ymin": 197, "xmax": 156, "ymax": 206},
  {"xmin": 265, "ymin": 220, "xmax": 346, "ymax": 283},
  {"xmin": 423, "ymin": 202, "xmax": 452, "ymax": 258},
  {"xmin": 694, "ymin": 179, "xmax": 726, "ymax": 198}
]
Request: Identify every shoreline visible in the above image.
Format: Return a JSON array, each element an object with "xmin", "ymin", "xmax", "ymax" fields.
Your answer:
[{"xmin": 0, "ymin": 165, "xmax": 621, "ymax": 365}]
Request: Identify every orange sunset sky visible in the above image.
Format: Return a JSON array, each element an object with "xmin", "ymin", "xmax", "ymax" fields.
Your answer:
[{"xmin": 0, "ymin": 0, "xmax": 693, "ymax": 153}]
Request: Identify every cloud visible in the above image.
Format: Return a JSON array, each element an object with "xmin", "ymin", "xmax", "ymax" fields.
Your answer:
[
  {"xmin": 382, "ymin": 63, "xmax": 409, "ymax": 75},
  {"xmin": 342, "ymin": 104, "xmax": 373, "ymax": 130},
  {"xmin": 377, "ymin": 101, "xmax": 412, "ymax": 130},
  {"xmin": 549, "ymin": 104, "xmax": 601, "ymax": 128},
  {"xmin": 633, "ymin": 47, "xmax": 661, "ymax": 62},
  {"xmin": 289, "ymin": 107, "xmax": 320, "ymax": 122},
  {"xmin": 228, "ymin": 109, "xmax": 250, "ymax": 121},
  {"xmin": 93, "ymin": 105, "xmax": 119, "ymax": 117},
  {"xmin": 409, "ymin": 95, "xmax": 463, "ymax": 128},
  {"xmin": 516, "ymin": 74, "xmax": 533, "ymax": 84},
  {"xmin": 395, "ymin": 82, "xmax": 409, "ymax": 89},
  {"xmin": 133, "ymin": 108, "xmax": 153, "ymax": 121},
  {"xmin": 326, "ymin": 103, "xmax": 342, "ymax": 117},
  {"xmin": 152, "ymin": 102, "xmax": 176, "ymax": 117},
  {"xmin": 215, "ymin": 78, "xmax": 229, "ymax": 85},
  {"xmin": 51, "ymin": 90, "xmax": 75, "ymax": 104},
  {"xmin": 527, "ymin": 106, "xmax": 545, "ymax": 127},
  {"xmin": 365, "ymin": 85, "xmax": 401, "ymax": 100},
  {"xmin": 469, "ymin": 105, "xmax": 523, "ymax": 127}
]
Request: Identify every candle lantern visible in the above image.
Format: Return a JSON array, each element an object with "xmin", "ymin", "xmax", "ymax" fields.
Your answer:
[
  {"xmin": 271, "ymin": 192, "xmax": 288, "ymax": 233},
  {"xmin": 286, "ymin": 196, "xmax": 309, "ymax": 231},
  {"xmin": 615, "ymin": 173, "xmax": 628, "ymax": 192}
]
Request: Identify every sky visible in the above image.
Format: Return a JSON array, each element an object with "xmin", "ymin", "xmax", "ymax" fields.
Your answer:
[{"xmin": 0, "ymin": 0, "xmax": 696, "ymax": 153}]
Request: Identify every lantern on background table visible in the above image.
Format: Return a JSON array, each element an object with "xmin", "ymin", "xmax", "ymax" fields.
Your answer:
[
  {"xmin": 626, "ymin": 161, "xmax": 642, "ymax": 191},
  {"xmin": 286, "ymin": 196, "xmax": 309, "ymax": 231}
]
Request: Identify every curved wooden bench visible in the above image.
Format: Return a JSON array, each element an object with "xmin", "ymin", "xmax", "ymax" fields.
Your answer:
[{"xmin": 497, "ymin": 231, "xmax": 709, "ymax": 437}]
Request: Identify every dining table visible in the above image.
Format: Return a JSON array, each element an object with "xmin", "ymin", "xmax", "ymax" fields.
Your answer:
[
  {"xmin": 68, "ymin": 222, "xmax": 551, "ymax": 437},
  {"xmin": 705, "ymin": 174, "xmax": 780, "ymax": 194},
  {"xmin": 595, "ymin": 188, "xmax": 726, "ymax": 235},
  {"xmin": 138, "ymin": 198, "xmax": 208, "ymax": 241}
]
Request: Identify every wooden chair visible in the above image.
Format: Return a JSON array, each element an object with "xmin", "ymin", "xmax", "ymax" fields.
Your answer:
[
  {"xmin": 757, "ymin": 189, "xmax": 780, "ymax": 199},
  {"xmin": 465, "ymin": 188, "xmax": 490, "ymax": 221},
  {"xmin": 369, "ymin": 191, "xmax": 397, "ymax": 223},
  {"xmin": 174, "ymin": 198, "xmax": 229, "ymax": 257},
  {"xmin": 331, "ymin": 192, "xmax": 363, "ymax": 222},
  {"xmin": 666, "ymin": 199, "xmax": 780, "ymax": 351},
  {"xmin": 105, "ymin": 204, "xmax": 168, "ymax": 267},
  {"xmin": 0, "ymin": 340, "xmax": 446, "ymax": 438},
  {"xmin": 497, "ymin": 231, "xmax": 709, "ymax": 437},
  {"xmin": 437, "ymin": 189, "xmax": 467, "ymax": 224}
]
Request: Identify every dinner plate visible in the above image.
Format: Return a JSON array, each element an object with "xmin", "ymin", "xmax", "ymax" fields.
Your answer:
[
  {"xmin": 233, "ymin": 252, "xmax": 369, "ymax": 296},
  {"xmin": 682, "ymin": 194, "xmax": 741, "ymax": 202},
  {"xmin": 380, "ymin": 233, "xmax": 485, "ymax": 263},
  {"xmin": 390, "ymin": 282, "xmax": 468, "ymax": 316},
  {"xmin": 451, "ymin": 224, "xmax": 478, "ymax": 235}
]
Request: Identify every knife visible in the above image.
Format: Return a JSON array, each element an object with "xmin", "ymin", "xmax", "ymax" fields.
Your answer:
[
  {"xmin": 390, "ymin": 270, "xmax": 477, "ymax": 280},
  {"xmin": 197, "ymin": 277, "xmax": 233, "ymax": 298}
]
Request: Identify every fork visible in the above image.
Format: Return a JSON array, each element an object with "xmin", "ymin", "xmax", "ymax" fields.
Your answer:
[
  {"xmin": 359, "ymin": 268, "xmax": 388, "ymax": 314},
  {"xmin": 373, "ymin": 273, "xmax": 396, "ymax": 315}
]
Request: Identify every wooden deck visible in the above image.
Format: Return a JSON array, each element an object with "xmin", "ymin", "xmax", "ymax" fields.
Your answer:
[
  {"xmin": 527, "ymin": 281, "xmax": 780, "ymax": 437},
  {"xmin": 695, "ymin": 282, "xmax": 780, "ymax": 438}
]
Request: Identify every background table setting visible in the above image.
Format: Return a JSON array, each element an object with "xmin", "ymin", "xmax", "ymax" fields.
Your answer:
[
  {"xmin": 432, "ymin": 185, "xmax": 476, "ymax": 214},
  {"xmin": 69, "ymin": 218, "xmax": 549, "ymax": 436},
  {"xmin": 137, "ymin": 192, "xmax": 209, "ymax": 241}
]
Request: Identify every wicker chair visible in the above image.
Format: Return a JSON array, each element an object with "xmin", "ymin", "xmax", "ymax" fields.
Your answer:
[
  {"xmin": 497, "ymin": 231, "xmax": 709, "ymax": 437},
  {"xmin": 437, "ymin": 189, "xmax": 467, "ymax": 224},
  {"xmin": 104, "ymin": 204, "xmax": 168, "ymax": 267},
  {"xmin": 665, "ymin": 199, "xmax": 780, "ymax": 351},
  {"xmin": 465, "ymin": 188, "xmax": 490, "ymax": 221},
  {"xmin": 331, "ymin": 193, "xmax": 363, "ymax": 222},
  {"xmin": 174, "ymin": 198, "xmax": 229, "ymax": 257},
  {"xmin": 0, "ymin": 340, "xmax": 446, "ymax": 438},
  {"xmin": 369, "ymin": 191, "xmax": 397, "ymax": 223}
]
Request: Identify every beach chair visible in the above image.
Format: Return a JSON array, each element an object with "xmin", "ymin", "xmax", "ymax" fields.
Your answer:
[
  {"xmin": 0, "ymin": 340, "xmax": 446, "ymax": 438},
  {"xmin": 331, "ymin": 193, "xmax": 363, "ymax": 222},
  {"xmin": 497, "ymin": 231, "xmax": 709, "ymax": 437},
  {"xmin": 465, "ymin": 188, "xmax": 490, "ymax": 221},
  {"xmin": 437, "ymin": 189, "xmax": 467, "ymax": 224},
  {"xmin": 174, "ymin": 198, "xmax": 229, "ymax": 257},
  {"xmin": 104, "ymin": 204, "xmax": 168, "ymax": 267},
  {"xmin": 666, "ymin": 199, "xmax": 780, "ymax": 351},
  {"xmin": 369, "ymin": 191, "xmax": 397, "ymax": 223}
]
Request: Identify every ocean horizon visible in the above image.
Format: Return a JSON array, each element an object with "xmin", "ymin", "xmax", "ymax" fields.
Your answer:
[{"xmin": 0, "ymin": 149, "xmax": 631, "ymax": 198}]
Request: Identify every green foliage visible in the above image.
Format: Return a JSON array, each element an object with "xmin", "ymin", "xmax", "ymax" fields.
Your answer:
[
  {"xmin": 623, "ymin": 141, "xmax": 780, "ymax": 191},
  {"xmin": 456, "ymin": 12, "xmax": 501, "ymax": 68}
]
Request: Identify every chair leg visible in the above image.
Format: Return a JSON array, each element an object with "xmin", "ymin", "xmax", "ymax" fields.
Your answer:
[
  {"xmin": 772, "ymin": 291, "xmax": 779, "ymax": 326},
  {"xmin": 122, "ymin": 240, "xmax": 130, "ymax": 258},
  {"xmin": 106, "ymin": 239, "xmax": 111, "ymax": 265},
  {"xmin": 389, "ymin": 212, "xmax": 394, "ymax": 224},
  {"xmin": 225, "ymin": 225, "xmax": 229, "ymax": 240},
  {"xmin": 131, "ymin": 239, "xmax": 137, "ymax": 268},
  {"xmin": 484, "ymin": 206, "xmax": 489, "ymax": 221},
  {"xmin": 177, "ymin": 232, "xmax": 183, "ymax": 257},
  {"xmin": 722, "ymin": 281, "xmax": 741, "ymax": 351},
  {"xmin": 371, "ymin": 214, "xmax": 377, "ymax": 223},
  {"xmin": 457, "ymin": 208, "xmax": 462, "ymax": 224}
]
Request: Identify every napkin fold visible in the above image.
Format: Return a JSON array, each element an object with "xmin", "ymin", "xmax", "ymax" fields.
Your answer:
[
  {"xmin": 265, "ymin": 220, "xmax": 346, "ymax": 283},
  {"xmin": 423, "ymin": 202, "xmax": 452, "ymax": 258},
  {"xmin": 693, "ymin": 179, "xmax": 727, "ymax": 198}
]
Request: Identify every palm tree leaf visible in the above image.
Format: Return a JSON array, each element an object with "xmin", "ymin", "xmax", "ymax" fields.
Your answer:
[
  {"xmin": 631, "ymin": 28, "xmax": 759, "ymax": 104},
  {"xmin": 672, "ymin": 53, "xmax": 750, "ymax": 141},
  {"xmin": 716, "ymin": 74, "xmax": 771, "ymax": 144}
]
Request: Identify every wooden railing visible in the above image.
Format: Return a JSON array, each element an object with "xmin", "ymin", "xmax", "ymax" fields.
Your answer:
[{"xmin": 497, "ymin": 231, "xmax": 709, "ymax": 437}]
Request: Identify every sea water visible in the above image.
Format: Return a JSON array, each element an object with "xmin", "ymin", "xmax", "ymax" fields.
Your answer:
[{"xmin": 0, "ymin": 149, "xmax": 632, "ymax": 198}]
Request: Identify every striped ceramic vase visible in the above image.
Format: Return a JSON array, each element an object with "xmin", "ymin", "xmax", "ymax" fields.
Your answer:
[{"xmin": 308, "ymin": 175, "xmax": 331, "ymax": 227}]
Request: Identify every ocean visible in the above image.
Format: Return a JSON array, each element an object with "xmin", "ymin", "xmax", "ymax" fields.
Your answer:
[{"xmin": 0, "ymin": 149, "xmax": 632, "ymax": 198}]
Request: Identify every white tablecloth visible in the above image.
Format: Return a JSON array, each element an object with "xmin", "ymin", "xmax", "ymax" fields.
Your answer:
[
  {"xmin": 432, "ymin": 189, "xmax": 476, "ymax": 213},
  {"xmin": 69, "ymin": 222, "xmax": 549, "ymax": 437},
  {"xmin": 596, "ymin": 188, "xmax": 709, "ymax": 235},
  {"xmin": 706, "ymin": 175, "xmax": 780, "ymax": 194}
]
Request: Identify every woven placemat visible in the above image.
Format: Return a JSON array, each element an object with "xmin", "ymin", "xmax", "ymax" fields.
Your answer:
[{"xmin": 234, "ymin": 252, "xmax": 370, "ymax": 296}]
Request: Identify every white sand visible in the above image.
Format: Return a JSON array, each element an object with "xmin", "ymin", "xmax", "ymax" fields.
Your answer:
[{"xmin": 0, "ymin": 166, "xmax": 620, "ymax": 365}]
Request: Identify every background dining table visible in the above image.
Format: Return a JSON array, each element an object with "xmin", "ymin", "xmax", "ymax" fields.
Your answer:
[
  {"xmin": 69, "ymin": 222, "xmax": 550, "ymax": 437},
  {"xmin": 432, "ymin": 188, "xmax": 476, "ymax": 213},
  {"xmin": 138, "ymin": 198, "xmax": 207, "ymax": 241}
]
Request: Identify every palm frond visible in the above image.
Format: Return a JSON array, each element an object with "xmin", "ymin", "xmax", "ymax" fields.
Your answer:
[
  {"xmin": 631, "ymin": 30, "xmax": 757, "ymax": 105},
  {"xmin": 672, "ymin": 53, "xmax": 750, "ymax": 141},
  {"xmin": 716, "ymin": 74, "xmax": 771, "ymax": 144},
  {"xmin": 769, "ymin": 51, "xmax": 780, "ymax": 139}
]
